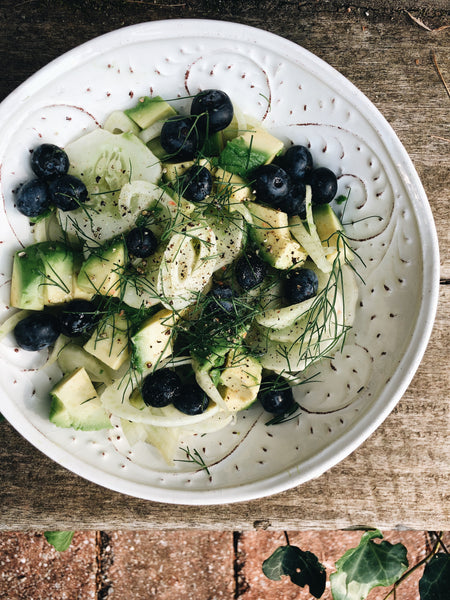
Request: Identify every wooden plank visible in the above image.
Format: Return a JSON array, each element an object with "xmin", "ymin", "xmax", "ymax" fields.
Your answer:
[{"xmin": 0, "ymin": 2, "xmax": 448, "ymax": 530}]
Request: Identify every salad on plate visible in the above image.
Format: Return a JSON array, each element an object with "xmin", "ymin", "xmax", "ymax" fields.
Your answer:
[{"xmin": 2, "ymin": 88, "xmax": 360, "ymax": 464}]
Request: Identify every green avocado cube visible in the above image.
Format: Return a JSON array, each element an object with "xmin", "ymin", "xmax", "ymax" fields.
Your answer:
[
  {"xmin": 49, "ymin": 367, "xmax": 110, "ymax": 430},
  {"xmin": 77, "ymin": 240, "xmax": 126, "ymax": 297},
  {"xmin": 124, "ymin": 96, "xmax": 176, "ymax": 129},
  {"xmin": 10, "ymin": 249, "xmax": 45, "ymax": 310},
  {"xmin": 36, "ymin": 241, "xmax": 74, "ymax": 305},
  {"xmin": 83, "ymin": 313, "xmax": 129, "ymax": 370},
  {"xmin": 247, "ymin": 202, "xmax": 307, "ymax": 270},
  {"xmin": 131, "ymin": 308, "xmax": 178, "ymax": 373},
  {"xmin": 218, "ymin": 125, "xmax": 284, "ymax": 177}
]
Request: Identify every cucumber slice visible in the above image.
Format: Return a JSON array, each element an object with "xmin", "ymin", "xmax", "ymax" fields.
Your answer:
[
  {"xmin": 66, "ymin": 128, "xmax": 161, "ymax": 193},
  {"xmin": 60, "ymin": 129, "xmax": 162, "ymax": 244}
]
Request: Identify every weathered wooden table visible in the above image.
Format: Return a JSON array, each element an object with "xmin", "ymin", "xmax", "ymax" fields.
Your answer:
[{"xmin": 0, "ymin": 0, "xmax": 448, "ymax": 531}]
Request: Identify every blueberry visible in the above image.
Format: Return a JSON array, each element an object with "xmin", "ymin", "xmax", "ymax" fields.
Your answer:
[
  {"xmin": 309, "ymin": 167, "xmax": 338, "ymax": 205},
  {"xmin": 191, "ymin": 89, "xmax": 234, "ymax": 134},
  {"xmin": 258, "ymin": 376, "xmax": 295, "ymax": 414},
  {"xmin": 178, "ymin": 166, "xmax": 212, "ymax": 202},
  {"xmin": 205, "ymin": 285, "xmax": 235, "ymax": 315},
  {"xmin": 252, "ymin": 164, "xmax": 290, "ymax": 208},
  {"xmin": 173, "ymin": 382, "xmax": 209, "ymax": 415},
  {"xmin": 126, "ymin": 227, "xmax": 158, "ymax": 258},
  {"xmin": 277, "ymin": 181, "xmax": 307, "ymax": 218},
  {"xmin": 14, "ymin": 312, "xmax": 60, "ymax": 351},
  {"xmin": 235, "ymin": 252, "xmax": 267, "ymax": 290},
  {"xmin": 15, "ymin": 179, "xmax": 50, "ymax": 217},
  {"xmin": 284, "ymin": 268, "xmax": 319, "ymax": 305},
  {"xmin": 31, "ymin": 144, "xmax": 69, "ymax": 180},
  {"xmin": 48, "ymin": 174, "xmax": 88, "ymax": 211},
  {"xmin": 160, "ymin": 115, "xmax": 204, "ymax": 161},
  {"xmin": 280, "ymin": 145, "xmax": 312, "ymax": 182},
  {"xmin": 59, "ymin": 300, "xmax": 99, "ymax": 337},
  {"xmin": 141, "ymin": 369, "xmax": 183, "ymax": 408}
]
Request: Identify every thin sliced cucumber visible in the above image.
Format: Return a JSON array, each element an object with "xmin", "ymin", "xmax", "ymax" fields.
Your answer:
[{"xmin": 59, "ymin": 129, "xmax": 162, "ymax": 244}]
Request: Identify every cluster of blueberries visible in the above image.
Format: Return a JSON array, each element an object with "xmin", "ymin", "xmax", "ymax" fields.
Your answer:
[
  {"xmin": 160, "ymin": 88, "xmax": 338, "ymax": 222},
  {"xmin": 160, "ymin": 89, "xmax": 234, "ymax": 204},
  {"xmin": 14, "ymin": 299, "xmax": 99, "ymax": 352},
  {"xmin": 160, "ymin": 88, "xmax": 233, "ymax": 162},
  {"xmin": 16, "ymin": 144, "xmax": 88, "ymax": 217},
  {"xmin": 141, "ymin": 365, "xmax": 295, "ymax": 416},
  {"xmin": 254, "ymin": 147, "xmax": 337, "ymax": 219}
]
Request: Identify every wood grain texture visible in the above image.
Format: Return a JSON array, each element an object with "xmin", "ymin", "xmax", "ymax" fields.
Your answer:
[{"xmin": 0, "ymin": 1, "xmax": 448, "ymax": 530}]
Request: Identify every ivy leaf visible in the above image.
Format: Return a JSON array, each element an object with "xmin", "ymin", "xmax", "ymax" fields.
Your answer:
[
  {"xmin": 0, "ymin": 413, "xmax": 4, "ymax": 423},
  {"xmin": 44, "ymin": 531, "xmax": 75, "ymax": 552},
  {"xmin": 262, "ymin": 544, "xmax": 326, "ymax": 598},
  {"xmin": 330, "ymin": 530, "xmax": 408, "ymax": 600},
  {"xmin": 419, "ymin": 553, "xmax": 450, "ymax": 600}
]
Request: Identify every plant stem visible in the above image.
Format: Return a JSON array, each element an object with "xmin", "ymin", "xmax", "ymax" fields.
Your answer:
[
  {"xmin": 381, "ymin": 532, "xmax": 444, "ymax": 600},
  {"xmin": 431, "ymin": 530, "xmax": 449, "ymax": 554},
  {"xmin": 284, "ymin": 531, "xmax": 290, "ymax": 546}
]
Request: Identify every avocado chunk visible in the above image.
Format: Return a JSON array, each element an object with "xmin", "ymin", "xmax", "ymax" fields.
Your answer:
[
  {"xmin": 49, "ymin": 366, "xmax": 110, "ymax": 430},
  {"xmin": 218, "ymin": 125, "xmax": 284, "ymax": 177},
  {"xmin": 218, "ymin": 347, "xmax": 262, "ymax": 412},
  {"xmin": 214, "ymin": 168, "xmax": 254, "ymax": 205},
  {"xmin": 162, "ymin": 158, "xmax": 214, "ymax": 184},
  {"xmin": 247, "ymin": 202, "xmax": 307, "ymax": 270},
  {"xmin": 72, "ymin": 254, "xmax": 95, "ymax": 301},
  {"xmin": 131, "ymin": 308, "xmax": 178, "ymax": 373},
  {"xmin": 162, "ymin": 160, "xmax": 195, "ymax": 183},
  {"xmin": 124, "ymin": 96, "xmax": 177, "ymax": 129},
  {"xmin": 37, "ymin": 241, "xmax": 74, "ymax": 305},
  {"xmin": 83, "ymin": 313, "xmax": 129, "ymax": 370},
  {"xmin": 10, "ymin": 248, "xmax": 45, "ymax": 310},
  {"xmin": 77, "ymin": 239, "xmax": 126, "ymax": 297}
]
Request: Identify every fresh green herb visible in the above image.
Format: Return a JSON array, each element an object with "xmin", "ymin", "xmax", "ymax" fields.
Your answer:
[
  {"xmin": 259, "ymin": 92, "xmax": 271, "ymax": 112},
  {"xmin": 175, "ymin": 446, "xmax": 211, "ymax": 475},
  {"xmin": 44, "ymin": 531, "xmax": 75, "ymax": 552},
  {"xmin": 265, "ymin": 402, "xmax": 301, "ymax": 425}
]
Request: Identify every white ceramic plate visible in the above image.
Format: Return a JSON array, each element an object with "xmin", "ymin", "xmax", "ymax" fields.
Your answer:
[{"xmin": 0, "ymin": 20, "xmax": 439, "ymax": 505}]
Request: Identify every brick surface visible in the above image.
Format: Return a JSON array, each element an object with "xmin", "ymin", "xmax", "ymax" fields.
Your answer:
[
  {"xmin": 103, "ymin": 530, "xmax": 235, "ymax": 600},
  {"xmin": 237, "ymin": 530, "xmax": 431, "ymax": 600},
  {"xmin": 0, "ymin": 531, "xmax": 97, "ymax": 600}
]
